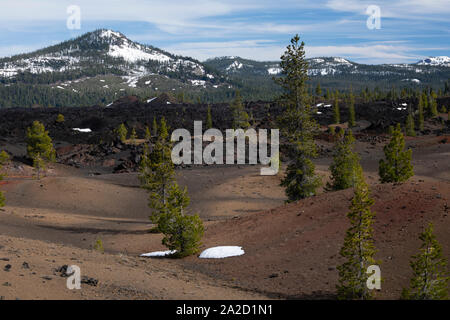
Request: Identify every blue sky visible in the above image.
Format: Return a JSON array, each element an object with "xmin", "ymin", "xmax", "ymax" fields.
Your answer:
[{"xmin": 0, "ymin": 0, "xmax": 449, "ymax": 64}]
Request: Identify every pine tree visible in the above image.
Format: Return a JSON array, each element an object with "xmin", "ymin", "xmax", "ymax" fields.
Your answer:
[
  {"xmin": 348, "ymin": 90, "xmax": 356, "ymax": 128},
  {"xmin": 430, "ymin": 96, "xmax": 438, "ymax": 117},
  {"xmin": 145, "ymin": 126, "xmax": 151, "ymax": 141},
  {"xmin": 327, "ymin": 130, "xmax": 362, "ymax": 191},
  {"xmin": 406, "ymin": 113, "xmax": 416, "ymax": 137},
  {"xmin": 379, "ymin": 123, "xmax": 414, "ymax": 183},
  {"xmin": 230, "ymin": 91, "xmax": 250, "ymax": 129},
  {"xmin": 26, "ymin": 121, "xmax": 55, "ymax": 180},
  {"xmin": 315, "ymin": 82, "xmax": 322, "ymax": 96},
  {"xmin": 418, "ymin": 97, "xmax": 425, "ymax": 131},
  {"xmin": 152, "ymin": 117, "xmax": 158, "ymax": 136},
  {"xmin": 139, "ymin": 117, "xmax": 175, "ymax": 225},
  {"xmin": 333, "ymin": 94, "xmax": 340, "ymax": 124},
  {"xmin": 0, "ymin": 150, "xmax": 10, "ymax": 208},
  {"xmin": 275, "ymin": 34, "xmax": 321, "ymax": 201},
  {"xmin": 158, "ymin": 183, "xmax": 204, "ymax": 258},
  {"xmin": 402, "ymin": 223, "xmax": 449, "ymax": 300},
  {"xmin": 130, "ymin": 128, "xmax": 137, "ymax": 143},
  {"xmin": 206, "ymin": 105, "xmax": 213, "ymax": 129},
  {"xmin": 116, "ymin": 123, "xmax": 127, "ymax": 142},
  {"xmin": 337, "ymin": 167, "xmax": 377, "ymax": 300}
]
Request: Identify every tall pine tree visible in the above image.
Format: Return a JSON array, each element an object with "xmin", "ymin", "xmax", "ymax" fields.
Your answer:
[
  {"xmin": 275, "ymin": 35, "xmax": 321, "ymax": 201},
  {"xmin": 139, "ymin": 117, "xmax": 175, "ymax": 225},
  {"xmin": 337, "ymin": 166, "xmax": 377, "ymax": 300}
]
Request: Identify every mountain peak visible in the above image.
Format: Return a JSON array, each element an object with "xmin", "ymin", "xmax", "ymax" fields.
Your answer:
[{"xmin": 417, "ymin": 56, "xmax": 450, "ymax": 67}]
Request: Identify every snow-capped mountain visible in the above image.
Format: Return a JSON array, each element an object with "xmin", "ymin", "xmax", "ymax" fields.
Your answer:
[
  {"xmin": 205, "ymin": 55, "xmax": 450, "ymax": 84},
  {"xmin": 416, "ymin": 56, "xmax": 450, "ymax": 67},
  {"xmin": 0, "ymin": 29, "xmax": 221, "ymax": 88}
]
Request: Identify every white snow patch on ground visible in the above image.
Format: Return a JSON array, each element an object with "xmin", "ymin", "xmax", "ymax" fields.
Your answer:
[
  {"xmin": 199, "ymin": 246, "xmax": 245, "ymax": 259},
  {"xmin": 72, "ymin": 128, "xmax": 92, "ymax": 133},
  {"xmin": 140, "ymin": 250, "xmax": 176, "ymax": 257},
  {"xmin": 146, "ymin": 97, "xmax": 157, "ymax": 103}
]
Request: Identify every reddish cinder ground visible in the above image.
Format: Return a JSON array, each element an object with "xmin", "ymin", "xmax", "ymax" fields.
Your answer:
[{"xmin": 0, "ymin": 134, "xmax": 449, "ymax": 299}]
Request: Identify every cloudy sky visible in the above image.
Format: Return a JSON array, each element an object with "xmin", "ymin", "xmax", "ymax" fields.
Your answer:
[{"xmin": 0, "ymin": 0, "xmax": 449, "ymax": 64}]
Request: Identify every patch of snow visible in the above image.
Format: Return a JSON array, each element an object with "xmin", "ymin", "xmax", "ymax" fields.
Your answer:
[
  {"xmin": 140, "ymin": 250, "xmax": 176, "ymax": 257},
  {"xmin": 267, "ymin": 67, "xmax": 282, "ymax": 75},
  {"xmin": 146, "ymin": 97, "xmax": 157, "ymax": 103},
  {"xmin": 190, "ymin": 79, "xmax": 206, "ymax": 86},
  {"xmin": 199, "ymin": 246, "xmax": 245, "ymax": 259},
  {"xmin": 72, "ymin": 128, "xmax": 92, "ymax": 133},
  {"xmin": 56, "ymin": 86, "xmax": 65, "ymax": 90},
  {"xmin": 417, "ymin": 56, "xmax": 450, "ymax": 67},
  {"xmin": 108, "ymin": 44, "xmax": 171, "ymax": 63},
  {"xmin": 402, "ymin": 78, "xmax": 421, "ymax": 83},
  {"xmin": 226, "ymin": 61, "xmax": 243, "ymax": 72}
]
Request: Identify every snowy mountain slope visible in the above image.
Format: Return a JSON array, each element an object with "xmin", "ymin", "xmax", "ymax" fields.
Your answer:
[
  {"xmin": 0, "ymin": 29, "xmax": 221, "ymax": 89},
  {"xmin": 416, "ymin": 56, "xmax": 450, "ymax": 67}
]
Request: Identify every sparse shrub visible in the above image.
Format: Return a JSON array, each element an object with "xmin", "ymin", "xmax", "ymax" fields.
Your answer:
[
  {"xmin": 56, "ymin": 114, "xmax": 65, "ymax": 123},
  {"xmin": 440, "ymin": 105, "xmax": 447, "ymax": 113},
  {"xmin": 379, "ymin": 123, "xmax": 414, "ymax": 183},
  {"xmin": 329, "ymin": 126, "xmax": 336, "ymax": 136},
  {"xmin": 26, "ymin": 121, "xmax": 55, "ymax": 180},
  {"xmin": 402, "ymin": 223, "xmax": 449, "ymax": 300},
  {"xmin": 93, "ymin": 238, "xmax": 104, "ymax": 253}
]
